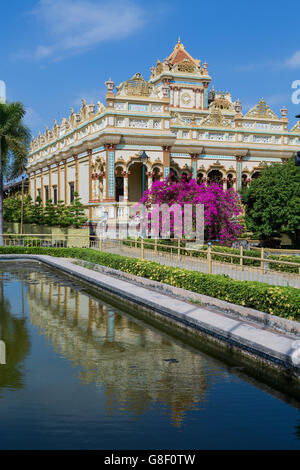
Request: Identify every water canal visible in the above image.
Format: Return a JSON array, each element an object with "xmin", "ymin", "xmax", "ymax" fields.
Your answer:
[{"xmin": 0, "ymin": 262, "xmax": 300, "ymax": 450}]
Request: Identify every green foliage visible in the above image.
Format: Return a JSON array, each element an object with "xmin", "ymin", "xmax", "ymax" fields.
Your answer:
[
  {"xmin": 269, "ymin": 255, "xmax": 300, "ymax": 274},
  {"xmin": 3, "ymin": 193, "xmax": 88, "ymax": 228},
  {"xmin": 0, "ymin": 246, "xmax": 299, "ymax": 319},
  {"xmin": 0, "ymin": 101, "xmax": 31, "ymax": 241},
  {"xmin": 44, "ymin": 199, "xmax": 59, "ymax": 226},
  {"xmin": 67, "ymin": 193, "xmax": 87, "ymax": 228},
  {"xmin": 3, "ymin": 197, "xmax": 21, "ymax": 222},
  {"xmin": 243, "ymin": 159, "xmax": 300, "ymax": 247}
]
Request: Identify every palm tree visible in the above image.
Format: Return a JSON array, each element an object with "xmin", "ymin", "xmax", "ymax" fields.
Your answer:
[{"xmin": 0, "ymin": 102, "xmax": 31, "ymax": 245}]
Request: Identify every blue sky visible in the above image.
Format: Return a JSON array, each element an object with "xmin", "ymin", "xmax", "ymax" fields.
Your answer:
[{"xmin": 1, "ymin": 0, "xmax": 300, "ymax": 137}]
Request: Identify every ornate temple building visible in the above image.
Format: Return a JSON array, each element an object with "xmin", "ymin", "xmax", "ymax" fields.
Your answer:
[{"xmin": 27, "ymin": 39, "xmax": 300, "ymax": 223}]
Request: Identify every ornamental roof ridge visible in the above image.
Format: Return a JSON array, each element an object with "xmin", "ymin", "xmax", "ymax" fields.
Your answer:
[
  {"xmin": 116, "ymin": 72, "xmax": 158, "ymax": 98},
  {"xmin": 201, "ymin": 107, "xmax": 233, "ymax": 128},
  {"xmin": 29, "ymin": 98, "xmax": 106, "ymax": 152},
  {"xmin": 290, "ymin": 120, "xmax": 300, "ymax": 134},
  {"xmin": 244, "ymin": 98, "xmax": 279, "ymax": 120},
  {"xmin": 165, "ymin": 37, "xmax": 200, "ymax": 67}
]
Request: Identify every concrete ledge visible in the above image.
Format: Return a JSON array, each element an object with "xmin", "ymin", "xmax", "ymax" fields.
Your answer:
[
  {"xmin": 1, "ymin": 254, "xmax": 300, "ymax": 379},
  {"xmin": 72, "ymin": 259, "xmax": 300, "ymax": 338}
]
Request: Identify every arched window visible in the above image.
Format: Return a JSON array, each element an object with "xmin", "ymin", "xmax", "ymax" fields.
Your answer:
[
  {"xmin": 152, "ymin": 167, "xmax": 161, "ymax": 183},
  {"xmin": 115, "ymin": 166, "xmax": 124, "ymax": 202},
  {"xmin": 207, "ymin": 169, "xmax": 223, "ymax": 184},
  {"xmin": 197, "ymin": 172, "xmax": 204, "ymax": 185},
  {"xmin": 251, "ymin": 171, "xmax": 261, "ymax": 180},
  {"xmin": 242, "ymin": 173, "xmax": 248, "ymax": 189}
]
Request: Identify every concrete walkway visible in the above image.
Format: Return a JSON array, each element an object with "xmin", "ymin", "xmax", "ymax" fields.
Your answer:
[{"xmin": 1, "ymin": 253, "xmax": 300, "ymax": 379}]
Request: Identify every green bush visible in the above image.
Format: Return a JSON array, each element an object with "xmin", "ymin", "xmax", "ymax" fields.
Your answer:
[
  {"xmin": 3, "ymin": 193, "xmax": 87, "ymax": 228},
  {"xmin": 269, "ymin": 255, "xmax": 300, "ymax": 274},
  {"xmin": 0, "ymin": 246, "xmax": 299, "ymax": 320}
]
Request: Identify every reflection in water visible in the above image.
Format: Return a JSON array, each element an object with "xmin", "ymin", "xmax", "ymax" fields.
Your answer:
[
  {"xmin": 0, "ymin": 272, "xmax": 31, "ymax": 391},
  {"xmin": 26, "ymin": 270, "xmax": 210, "ymax": 427}
]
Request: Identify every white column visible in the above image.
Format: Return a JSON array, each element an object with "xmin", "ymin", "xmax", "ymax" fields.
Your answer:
[
  {"xmin": 170, "ymin": 88, "xmax": 174, "ymax": 106},
  {"xmin": 123, "ymin": 175, "xmax": 128, "ymax": 202}
]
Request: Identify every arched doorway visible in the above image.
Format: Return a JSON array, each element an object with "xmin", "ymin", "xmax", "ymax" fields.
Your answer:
[
  {"xmin": 208, "ymin": 169, "xmax": 223, "ymax": 184},
  {"xmin": 115, "ymin": 166, "xmax": 124, "ymax": 202},
  {"xmin": 227, "ymin": 173, "xmax": 234, "ymax": 189},
  {"xmin": 128, "ymin": 162, "xmax": 148, "ymax": 202}
]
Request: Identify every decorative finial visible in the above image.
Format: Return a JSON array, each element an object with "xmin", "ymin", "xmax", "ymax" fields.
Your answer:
[
  {"xmin": 178, "ymin": 35, "xmax": 181, "ymax": 44},
  {"xmin": 280, "ymin": 106, "xmax": 288, "ymax": 118},
  {"xmin": 105, "ymin": 77, "xmax": 115, "ymax": 92},
  {"xmin": 235, "ymin": 98, "xmax": 242, "ymax": 114}
]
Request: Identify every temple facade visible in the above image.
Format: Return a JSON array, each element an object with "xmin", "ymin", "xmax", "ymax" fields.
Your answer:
[{"xmin": 27, "ymin": 39, "xmax": 300, "ymax": 223}]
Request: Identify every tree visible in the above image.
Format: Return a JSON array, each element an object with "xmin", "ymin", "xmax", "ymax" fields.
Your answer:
[
  {"xmin": 137, "ymin": 176, "xmax": 243, "ymax": 244},
  {"xmin": 0, "ymin": 102, "xmax": 30, "ymax": 245},
  {"xmin": 67, "ymin": 192, "xmax": 88, "ymax": 228},
  {"xmin": 242, "ymin": 159, "xmax": 300, "ymax": 247}
]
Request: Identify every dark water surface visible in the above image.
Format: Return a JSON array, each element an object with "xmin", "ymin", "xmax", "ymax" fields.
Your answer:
[{"xmin": 0, "ymin": 262, "xmax": 300, "ymax": 450}]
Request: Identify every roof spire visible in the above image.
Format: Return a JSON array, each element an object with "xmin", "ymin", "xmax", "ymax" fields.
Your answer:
[{"xmin": 178, "ymin": 35, "xmax": 181, "ymax": 44}]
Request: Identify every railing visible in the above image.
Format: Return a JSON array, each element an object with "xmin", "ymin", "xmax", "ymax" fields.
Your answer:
[
  {"xmin": 98, "ymin": 238, "xmax": 300, "ymax": 288},
  {"xmin": 0, "ymin": 233, "xmax": 90, "ymax": 248},
  {"xmin": 1, "ymin": 234, "xmax": 300, "ymax": 288}
]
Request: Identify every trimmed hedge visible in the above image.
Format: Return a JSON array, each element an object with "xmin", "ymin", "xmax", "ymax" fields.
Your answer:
[
  {"xmin": 269, "ymin": 255, "xmax": 300, "ymax": 274},
  {"xmin": 0, "ymin": 246, "xmax": 299, "ymax": 320}
]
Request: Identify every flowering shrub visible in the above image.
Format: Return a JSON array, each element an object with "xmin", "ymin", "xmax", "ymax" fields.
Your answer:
[{"xmin": 136, "ymin": 176, "xmax": 243, "ymax": 244}]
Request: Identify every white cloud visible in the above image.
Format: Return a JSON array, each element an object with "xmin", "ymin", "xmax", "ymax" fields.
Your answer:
[
  {"xmin": 22, "ymin": 0, "xmax": 146, "ymax": 61},
  {"xmin": 285, "ymin": 50, "xmax": 300, "ymax": 68}
]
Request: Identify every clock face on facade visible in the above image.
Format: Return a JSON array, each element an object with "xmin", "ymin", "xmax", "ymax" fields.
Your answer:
[{"xmin": 181, "ymin": 92, "xmax": 191, "ymax": 105}]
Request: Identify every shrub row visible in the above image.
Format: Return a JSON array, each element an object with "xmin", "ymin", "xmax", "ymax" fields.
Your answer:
[
  {"xmin": 0, "ymin": 246, "xmax": 299, "ymax": 320},
  {"xmin": 268, "ymin": 255, "xmax": 300, "ymax": 274}
]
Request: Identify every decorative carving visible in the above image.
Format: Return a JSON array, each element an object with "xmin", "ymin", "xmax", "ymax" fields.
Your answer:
[
  {"xmin": 120, "ymin": 73, "xmax": 153, "ymax": 97},
  {"xmin": 244, "ymin": 98, "xmax": 278, "ymax": 120},
  {"xmin": 201, "ymin": 108, "xmax": 233, "ymax": 128},
  {"xmin": 175, "ymin": 58, "xmax": 196, "ymax": 74},
  {"xmin": 234, "ymin": 99, "xmax": 242, "ymax": 114},
  {"xmin": 210, "ymin": 93, "xmax": 234, "ymax": 111},
  {"xmin": 181, "ymin": 92, "xmax": 191, "ymax": 105},
  {"xmin": 96, "ymin": 101, "xmax": 105, "ymax": 114},
  {"xmin": 170, "ymin": 112, "xmax": 184, "ymax": 125},
  {"xmin": 155, "ymin": 60, "xmax": 164, "ymax": 76},
  {"xmin": 291, "ymin": 121, "xmax": 300, "ymax": 134}
]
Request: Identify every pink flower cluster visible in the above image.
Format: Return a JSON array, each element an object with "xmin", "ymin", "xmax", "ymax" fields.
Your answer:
[{"xmin": 137, "ymin": 176, "xmax": 243, "ymax": 244}]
